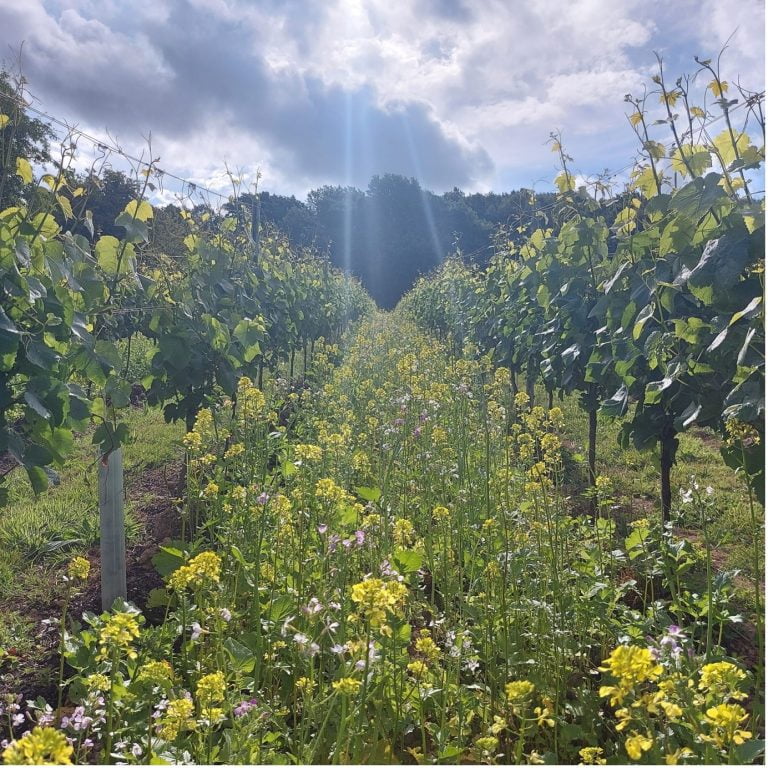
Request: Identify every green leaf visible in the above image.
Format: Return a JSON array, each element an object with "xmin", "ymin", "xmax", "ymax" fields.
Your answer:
[
  {"xmin": 24, "ymin": 391, "xmax": 51, "ymax": 420},
  {"xmin": 685, "ymin": 229, "xmax": 753, "ymax": 304},
  {"xmin": 224, "ymin": 637, "xmax": 255, "ymax": 673},
  {"xmin": 0, "ymin": 307, "xmax": 19, "ymax": 335},
  {"xmin": 633, "ymin": 304, "xmax": 654, "ymax": 340},
  {"xmin": 644, "ymin": 377, "xmax": 673, "ymax": 405},
  {"xmin": 392, "ymin": 548, "xmax": 423, "ymax": 574},
  {"xmin": 124, "ymin": 199, "xmax": 154, "ymax": 222},
  {"xmin": 601, "ymin": 385, "xmax": 628, "ymax": 418},
  {"xmin": 152, "ymin": 545, "xmax": 186, "ymax": 577},
  {"xmin": 355, "ymin": 486, "xmax": 381, "ymax": 502},
  {"xmin": 15, "ymin": 157, "xmax": 33, "ymax": 184},
  {"xmin": 115, "ymin": 211, "xmax": 149, "ymax": 243},
  {"xmin": 669, "ymin": 173, "xmax": 728, "ymax": 220},
  {"xmin": 730, "ymin": 296, "xmax": 762, "ymax": 326},
  {"xmin": 95, "ymin": 236, "xmax": 135, "ymax": 275},
  {"xmin": 26, "ymin": 465, "xmax": 49, "ymax": 494}
]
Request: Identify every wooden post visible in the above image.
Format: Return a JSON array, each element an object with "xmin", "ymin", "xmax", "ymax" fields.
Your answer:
[{"xmin": 99, "ymin": 448, "xmax": 126, "ymax": 611}]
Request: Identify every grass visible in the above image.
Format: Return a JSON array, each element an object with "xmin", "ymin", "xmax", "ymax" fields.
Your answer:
[{"xmin": 548, "ymin": 387, "xmax": 764, "ymax": 580}]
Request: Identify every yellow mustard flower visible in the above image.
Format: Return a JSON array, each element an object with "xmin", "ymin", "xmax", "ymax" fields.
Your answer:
[{"xmin": 3, "ymin": 726, "xmax": 73, "ymax": 765}]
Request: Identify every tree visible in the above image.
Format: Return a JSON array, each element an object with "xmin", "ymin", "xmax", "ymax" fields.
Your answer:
[{"xmin": 0, "ymin": 70, "xmax": 54, "ymax": 209}]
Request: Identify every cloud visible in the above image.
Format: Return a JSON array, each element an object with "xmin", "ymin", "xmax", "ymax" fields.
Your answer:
[{"xmin": 0, "ymin": 0, "xmax": 763, "ymax": 197}]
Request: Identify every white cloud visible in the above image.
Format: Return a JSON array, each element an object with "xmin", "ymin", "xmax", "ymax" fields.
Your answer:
[{"xmin": 0, "ymin": 0, "xmax": 763, "ymax": 195}]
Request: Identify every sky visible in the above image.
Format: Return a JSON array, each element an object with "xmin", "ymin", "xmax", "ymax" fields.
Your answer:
[{"xmin": 0, "ymin": 0, "xmax": 764, "ymax": 202}]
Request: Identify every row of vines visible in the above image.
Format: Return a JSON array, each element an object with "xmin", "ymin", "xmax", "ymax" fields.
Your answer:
[
  {"xmin": 0, "ymin": 82, "xmax": 373, "ymax": 504},
  {"xmin": 403, "ymin": 57, "xmax": 764, "ymax": 521}
]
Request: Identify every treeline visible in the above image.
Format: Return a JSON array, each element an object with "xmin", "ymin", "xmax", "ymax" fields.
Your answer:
[{"xmin": 233, "ymin": 179, "xmax": 556, "ymax": 307}]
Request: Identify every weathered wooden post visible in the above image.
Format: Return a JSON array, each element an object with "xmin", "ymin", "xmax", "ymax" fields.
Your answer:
[{"xmin": 99, "ymin": 448, "xmax": 126, "ymax": 611}]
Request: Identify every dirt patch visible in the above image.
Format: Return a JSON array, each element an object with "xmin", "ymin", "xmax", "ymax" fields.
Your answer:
[
  {"xmin": 689, "ymin": 428, "xmax": 722, "ymax": 449},
  {"xmin": 0, "ymin": 459, "xmax": 185, "ymax": 703}
]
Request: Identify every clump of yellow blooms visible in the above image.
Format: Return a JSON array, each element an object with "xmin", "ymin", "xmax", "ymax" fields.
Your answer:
[
  {"xmin": 168, "ymin": 551, "xmax": 222, "ymax": 591},
  {"xmin": 598, "ymin": 645, "xmax": 663, "ymax": 705},
  {"xmin": 196, "ymin": 671, "xmax": 226, "ymax": 708},
  {"xmin": 236, "ymin": 377, "xmax": 266, "ymax": 416},
  {"xmin": 407, "ymin": 659, "xmax": 430, "ymax": 680},
  {"xmin": 432, "ymin": 505, "xmax": 450, "ymax": 521},
  {"xmin": 350, "ymin": 577, "xmax": 408, "ymax": 628},
  {"xmin": 513, "ymin": 392, "xmax": 530, "ymax": 409},
  {"xmin": 703, "ymin": 703, "xmax": 752, "ymax": 747},
  {"xmin": 393, "ymin": 517, "xmax": 415, "ymax": 546},
  {"xmin": 332, "ymin": 677, "xmax": 362, "ymax": 695},
  {"xmin": 505, "ymin": 680, "xmax": 536, "ymax": 712},
  {"xmin": 315, "ymin": 478, "xmax": 354, "ymax": 506},
  {"xmin": 624, "ymin": 732, "xmax": 653, "ymax": 760},
  {"xmin": 578, "ymin": 746, "xmax": 606, "ymax": 765},
  {"xmin": 2, "ymin": 726, "xmax": 74, "ymax": 765},
  {"xmin": 476, "ymin": 736, "xmax": 499, "ymax": 754},
  {"xmin": 295, "ymin": 443, "xmax": 323, "ymax": 462},
  {"xmin": 67, "ymin": 556, "xmax": 90, "ymax": 581},
  {"xmin": 138, "ymin": 660, "xmax": 175, "ymax": 687},
  {"xmin": 97, "ymin": 611, "xmax": 141, "ymax": 661},
  {"xmin": 183, "ymin": 408, "xmax": 216, "ymax": 454},
  {"xmin": 159, "ymin": 697, "xmax": 196, "ymax": 741},
  {"xmin": 224, "ymin": 442, "xmax": 245, "ymax": 459},
  {"xmin": 415, "ymin": 631, "xmax": 441, "ymax": 663},
  {"xmin": 201, "ymin": 481, "xmax": 219, "ymax": 499},
  {"xmin": 296, "ymin": 676, "xmax": 315, "ymax": 693},
  {"xmin": 724, "ymin": 419, "xmax": 760, "ymax": 447},
  {"xmin": 85, "ymin": 673, "xmax": 110, "ymax": 691},
  {"xmin": 698, "ymin": 661, "xmax": 748, "ymax": 700}
]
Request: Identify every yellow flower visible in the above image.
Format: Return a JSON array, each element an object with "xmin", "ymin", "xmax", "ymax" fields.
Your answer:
[
  {"xmin": 169, "ymin": 551, "xmax": 221, "ymax": 590},
  {"xmin": 665, "ymin": 748, "xmax": 694, "ymax": 764},
  {"xmin": 224, "ymin": 442, "xmax": 245, "ymax": 458},
  {"xmin": 599, "ymin": 645, "xmax": 663, "ymax": 689},
  {"xmin": 350, "ymin": 577, "xmax": 408, "ymax": 627},
  {"xmin": 315, "ymin": 478, "xmax": 353, "ymax": 506},
  {"xmin": 97, "ymin": 611, "xmax": 141, "ymax": 660},
  {"xmin": 505, "ymin": 680, "xmax": 535, "ymax": 712},
  {"xmin": 578, "ymin": 746, "xmax": 606, "ymax": 765},
  {"xmin": 534, "ymin": 705, "xmax": 555, "ymax": 727},
  {"xmin": 2, "ymin": 726, "xmax": 73, "ymax": 765},
  {"xmin": 625, "ymin": 732, "xmax": 653, "ymax": 760},
  {"xmin": 201, "ymin": 481, "xmax": 219, "ymax": 499},
  {"xmin": 332, "ymin": 677, "xmax": 362, "ymax": 695},
  {"xmin": 67, "ymin": 556, "xmax": 90, "ymax": 581},
  {"xmin": 432, "ymin": 505, "xmax": 450, "ymax": 521},
  {"xmin": 415, "ymin": 634, "xmax": 441, "ymax": 663},
  {"xmin": 138, "ymin": 660, "xmax": 175, "ymax": 687},
  {"xmin": 489, "ymin": 715, "xmax": 507, "ymax": 735},
  {"xmin": 407, "ymin": 660, "xmax": 430, "ymax": 680},
  {"xmin": 475, "ymin": 736, "xmax": 499, "ymax": 753},
  {"xmin": 159, "ymin": 698, "xmax": 196, "ymax": 741},
  {"xmin": 296, "ymin": 676, "xmax": 314, "ymax": 693},
  {"xmin": 84, "ymin": 673, "xmax": 110, "ymax": 691},
  {"xmin": 196, "ymin": 671, "xmax": 226, "ymax": 707},
  {"xmin": 295, "ymin": 443, "xmax": 323, "ymax": 462},
  {"xmin": 594, "ymin": 475, "xmax": 612, "ymax": 494},
  {"xmin": 699, "ymin": 661, "xmax": 748, "ymax": 701},
  {"xmin": 705, "ymin": 703, "xmax": 752, "ymax": 745},
  {"xmin": 393, "ymin": 518, "xmax": 415, "ymax": 546},
  {"xmin": 182, "ymin": 430, "xmax": 203, "ymax": 451},
  {"xmin": 514, "ymin": 392, "xmax": 530, "ymax": 409}
]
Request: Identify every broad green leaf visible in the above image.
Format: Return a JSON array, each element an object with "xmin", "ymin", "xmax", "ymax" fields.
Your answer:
[
  {"xmin": 95, "ymin": 235, "xmax": 135, "ymax": 275},
  {"xmin": 712, "ymin": 129, "xmax": 749, "ymax": 168},
  {"xmin": 15, "ymin": 157, "xmax": 33, "ymax": 184},
  {"xmin": 124, "ymin": 199, "xmax": 154, "ymax": 222}
]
